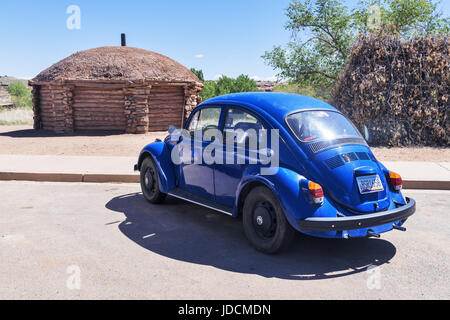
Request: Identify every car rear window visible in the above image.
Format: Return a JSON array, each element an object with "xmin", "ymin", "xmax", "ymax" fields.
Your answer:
[{"xmin": 286, "ymin": 110, "xmax": 363, "ymax": 143}]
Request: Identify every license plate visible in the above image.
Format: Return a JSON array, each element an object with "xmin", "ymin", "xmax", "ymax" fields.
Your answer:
[{"xmin": 356, "ymin": 175, "xmax": 384, "ymax": 194}]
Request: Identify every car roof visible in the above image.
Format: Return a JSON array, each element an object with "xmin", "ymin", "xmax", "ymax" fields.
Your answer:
[{"xmin": 200, "ymin": 92, "xmax": 338, "ymax": 123}]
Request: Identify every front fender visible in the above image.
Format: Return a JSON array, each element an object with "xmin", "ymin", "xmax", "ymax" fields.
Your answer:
[
  {"xmin": 235, "ymin": 166, "xmax": 338, "ymax": 232},
  {"xmin": 137, "ymin": 142, "xmax": 176, "ymax": 193}
]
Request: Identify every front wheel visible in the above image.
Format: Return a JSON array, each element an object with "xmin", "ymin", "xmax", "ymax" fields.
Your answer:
[
  {"xmin": 242, "ymin": 186, "xmax": 295, "ymax": 254},
  {"xmin": 140, "ymin": 157, "xmax": 166, "ymax": 204}
]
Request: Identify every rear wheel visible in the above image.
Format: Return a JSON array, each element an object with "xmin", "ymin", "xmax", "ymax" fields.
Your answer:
[
  {"xmin": 140, "ymin": 157, "xmax": 166, "ymax": 204},
  {"xmin": 243, "ymin": 186, "xmax": 295, "ymax": 254}
]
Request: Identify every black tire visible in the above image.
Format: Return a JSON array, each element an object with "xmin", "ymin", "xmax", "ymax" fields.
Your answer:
[
  {"xmin": 242, "ymin": 186, "xmax": 295, "ymax": 254},
  {"xmin": 140, "ymin": 157, "xmax": 166, "ymax": 204}
]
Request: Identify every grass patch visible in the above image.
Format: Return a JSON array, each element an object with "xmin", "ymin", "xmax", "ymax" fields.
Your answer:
[{"xmin": 0, "ymin": 108, "xmax": 33, "ymax": 125}]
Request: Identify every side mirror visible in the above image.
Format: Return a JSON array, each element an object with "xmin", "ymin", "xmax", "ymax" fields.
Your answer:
[
  {"xmin": 168, "ymin": 125, "xmax": 177, "ymax": 134},
  {"xmin": 363, "ymin": 125, "xmax": 371, "ymax": 143}
]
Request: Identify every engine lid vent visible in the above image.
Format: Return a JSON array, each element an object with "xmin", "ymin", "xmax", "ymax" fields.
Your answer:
[
  {"xmin": 325, "ymin": 155, "xmax": 345, "ymax": 170},
  {"xmin": 341, "ymin": 152, "xmax": 358, "ymax": 163},
  {"xmin": 356, "ymin": 152, "xmax": 370, "ymax": 160}
]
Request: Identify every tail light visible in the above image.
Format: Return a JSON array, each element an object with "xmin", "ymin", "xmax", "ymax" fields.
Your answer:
[
  {"xmin": 301, "ymin": 180, "xmax": 324, "ymax": 206},
  {"xmin": 389, "ymin": 171, "xmax": 403, "ymax": 191}
]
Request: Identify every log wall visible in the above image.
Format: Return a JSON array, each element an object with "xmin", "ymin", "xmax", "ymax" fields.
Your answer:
[
  {"xmin": 31, "ymin": 80, "xmax": 204, "ymax": 134},
  {"xmin": 73, "ymin": 87, "xmax": 126, "ymax": 131},
  {"xmin": 148, "ymin": 86, "xmax": 185, "ymax": 131},
  {"xmin": 124, "ymin": 85, "xmax": 151, "ymax": 134},
  {"xmin": 184, "ymin": 83, "xmax": 204, "ymax": 121},
  {"xmin": 35, "ymin": 84, "xmax": 73, "ymax": 133}
]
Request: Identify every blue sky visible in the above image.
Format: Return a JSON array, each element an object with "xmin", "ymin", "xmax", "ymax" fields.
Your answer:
[{"xmin": 0, "ymin": 0, "xmax": 448, "ymax": 81}]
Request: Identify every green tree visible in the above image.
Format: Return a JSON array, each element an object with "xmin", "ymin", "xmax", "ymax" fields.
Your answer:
[
  {"xmin": 201, "ymin": 81, "xmax": 218, "ymax": 101},
  {"xmin": 200, "ymin": 75, "xmax": 259, "ymax": 101},
  {"xmin": 190, "ymin": 68, "xmax": 205, "ymax": 82},
  {"xmin": 354, "ymin": 0, "xmax": 450, "ymax": 35},
  {"xmin": 7, "ymin": 82, "xmax": 30, "ymax": 97},
  {"xmin": 263, "ymin": 0, "xmax": 449, "ymax": 96},
  {"xmin": 7, "ymin": 82, "xmax": 32, "ymax": 109}
]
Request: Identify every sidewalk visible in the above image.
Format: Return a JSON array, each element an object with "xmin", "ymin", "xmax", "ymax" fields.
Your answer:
[{"xmin": 0, "ymin": 155, "xmax": 449, "ymax": 189}]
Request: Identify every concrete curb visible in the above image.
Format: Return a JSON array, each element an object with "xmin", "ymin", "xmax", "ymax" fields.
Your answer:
[
  {"xmin": 1, "ymin": 171, "xmax": 449, "ymax": 190},
  {"xmin": 403, "ymin": 180, "xmax": 450, "ymax": 190},
  {"xmin": 0, "ymin": 172, "xmax": 139, "ymax": 184},
  {"xmin": 0, "ymin": 172, "xmax": 83, "ymax": 183}
]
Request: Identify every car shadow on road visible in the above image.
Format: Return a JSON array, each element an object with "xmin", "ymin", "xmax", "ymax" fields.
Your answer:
[{"xmin": 105, "ymin": 193, "xmax": 397, "ymax": 280}]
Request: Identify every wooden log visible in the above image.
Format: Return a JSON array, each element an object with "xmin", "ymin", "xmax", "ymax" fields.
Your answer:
[
  {"xmin": 74, "ymin": 124, "xmax": 127, "ymax": 129},
  {"xmin": 73, "ymin": 115, "xmax": 126, "ymax": 121},
  {"xmin": 149, "ymin": 101, "xmax": 184, "ymax": 106},
  {"xmin": 73, "ymin": 119, "xmax": 127, "ymax": 125},
  {"xmin": 72, "ymin": 97, "xmax": 124, "ymax": 102},
  {"xmin": 149, "ymin": 111, "xmax": 181, "ymax": 116},
  {"xmin": 72, "ymin": 94, "xmax": 124, "ymax": 99},
  {"xmin": 73, "ymin": 109, "xmax": 126, "ymax": 114},
  {"xmin": 72, "ymin": 103, "xmax": 125, "ymax": 108},
  {"xmin": 148, "ymin": 112, "xmax": 183, "ymax": 117},
  {"xmin": 73, "ymin": 110, "xmax": 125, "ymax": 116},
  {"xmin": 74, "ymin": 125, "xmax": 126, "ymax": 130},
  {"xmin": 74, "ymin": 118, "xmax": 127, "ymax": 123},
  {"xmin": 73, "ymin": 91, "xmax": 125, "ymax": 97}
]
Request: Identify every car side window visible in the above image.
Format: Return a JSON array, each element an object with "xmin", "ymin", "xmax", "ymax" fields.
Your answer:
[
  {"xmin": 188, "ymin": 108, "xmax": 221, "ymax": 139},
  {"xmin": 224, "ymin": 108, "xmax": 265, "ymax": 148},
  {"xmin": 188, "ymin": 110, "xmax": 200, "ymax": 133}
]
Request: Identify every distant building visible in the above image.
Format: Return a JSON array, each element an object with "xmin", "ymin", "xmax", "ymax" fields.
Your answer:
[
  {"xmin": 255, "ymin": 81, "xmax": 285, "ymax": 92},
  {"xmin": 30, "ymin": 46, "xmax": 203, "ymax": 134}
]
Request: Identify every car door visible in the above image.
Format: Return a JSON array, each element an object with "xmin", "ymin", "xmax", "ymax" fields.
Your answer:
[
  {"xmin": 214, "ymin": 107, "xmax": 266, "ymax": 207},
  {"xmin": 178, "ymin": 107, "xmax": 222, "ymax": 201}
]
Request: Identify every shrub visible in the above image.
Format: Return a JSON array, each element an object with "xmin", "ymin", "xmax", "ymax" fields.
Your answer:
[
  {"xmin": 6, "ymin": 82, "xmax": 32, "ymax": 109},
  {"xmin": 7, "ymin": 82, "xmax": 29, "ymax": 97},
  {"xmin": 11, "ymin": 95, "xmax": 32, "ymax": 109}
]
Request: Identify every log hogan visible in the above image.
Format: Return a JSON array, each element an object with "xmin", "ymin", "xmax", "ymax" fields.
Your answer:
[{"xmin": 30, "ymin": 46, "xmax": 204, "ymax": 134}]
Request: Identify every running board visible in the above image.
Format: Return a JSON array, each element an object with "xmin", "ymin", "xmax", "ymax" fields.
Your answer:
[{"xmin": 168, "ymin": 188, "xmax": 234, "ymax": 216}]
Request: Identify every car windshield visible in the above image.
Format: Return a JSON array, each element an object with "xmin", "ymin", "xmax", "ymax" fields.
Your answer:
[{"xmin": 286, "ymin": 110, "xmax": 362, "ymax": 142}]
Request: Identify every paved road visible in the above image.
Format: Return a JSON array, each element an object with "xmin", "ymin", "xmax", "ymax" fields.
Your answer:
[{"xmin": 0, "ymin": 181, "xmax": 448, "ymax": 299}]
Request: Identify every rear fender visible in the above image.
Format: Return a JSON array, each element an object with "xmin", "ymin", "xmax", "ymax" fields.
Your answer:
[
  {"xmin": 235, "ymin": 166, "xmax": 337, "ymax": 232},
  {"xmin": 137, "ymin": 142, "xmax": 176, "ymax": 193}
]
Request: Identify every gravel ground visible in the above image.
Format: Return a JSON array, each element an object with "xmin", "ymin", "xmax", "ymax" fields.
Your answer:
[
  {"xmin": 0, "ymin": 125, "xmax": 448, "ymax": 161},
  {"xmin": 0, "ymin": 181, "xmax": 448, "ymax": 299},
  {"xmin": 0, "ymin": 125, "xmax": 165, "ymax": 157}
]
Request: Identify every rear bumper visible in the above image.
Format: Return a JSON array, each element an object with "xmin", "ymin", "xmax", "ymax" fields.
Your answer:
[{"xmin": 298, "ymin": 197, "xmax": 416, "ymax": 232}]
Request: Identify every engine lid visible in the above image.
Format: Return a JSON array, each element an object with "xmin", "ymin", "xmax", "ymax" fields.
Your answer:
[{"xmin": 306, "ymin": 145, "xmax": 390, "ymax": 213}]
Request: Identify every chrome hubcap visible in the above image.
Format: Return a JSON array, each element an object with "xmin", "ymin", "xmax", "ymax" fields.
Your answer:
[
  {"xmin": 256, "ymin": 216, "xmax": 264, "ymax": 226},
  {"xmin": 253, "ymin": 202, "xmax": 277, "ymax": 239}
]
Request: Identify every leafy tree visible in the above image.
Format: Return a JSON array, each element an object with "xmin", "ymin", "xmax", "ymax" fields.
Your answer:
[
  {"xmin": 354, "ymin": 0, "xmax": 450, "ymax": 35},
  {"xmin": 201, "ymin": 81, "xmax": 218, "ymax": 101},
  {"xmin": 7, "ymin": 82, "xmax": 32, "ymax": 109},
  {"xmin": 263, "ymin": 0, "xmax": 449, "ymax": 95},
  {"xmin": 190, "ymin": 68, "xmax": 205, "ymax": 82},
  {"xmin": 200, "ymin": 75, "xmax": 259, "ymax": 101},
  {"xmin": 7, "ymin": 82, "xmax": 30, "ymax": 98},
  {"xmin": 233, "ymin": 75, "xmax": 261, "ymax": 92}
]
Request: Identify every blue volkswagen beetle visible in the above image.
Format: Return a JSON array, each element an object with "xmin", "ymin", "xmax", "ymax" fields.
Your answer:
[{"xmin": 134, "ymin": 93, "xmax": 415, "ymax": 253}]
